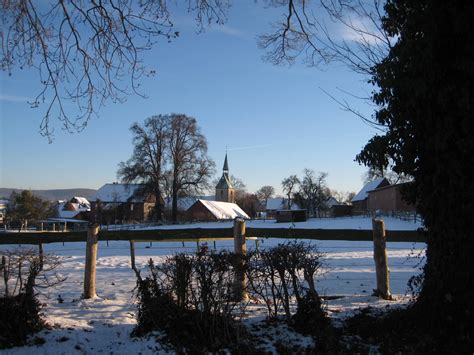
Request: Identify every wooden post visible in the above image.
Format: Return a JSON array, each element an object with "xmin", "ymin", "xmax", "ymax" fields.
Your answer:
[
  {"xmin": 83, "ymin": 224, "xmax": 99, "ymax": 299},
  {"xmin": 38, "ymin": 242, "xmax": 44, "ymax": 270},
  {"xmin": 372, "ymin": 219, "xmax": 392, "ymax": 300},
  {"xmin": 233, "ymin": 218, "xmax": 248, "ymax": 301},
  {"xmin": 129, "ymin": 240, "xmax": 137, "ymax": 272}
]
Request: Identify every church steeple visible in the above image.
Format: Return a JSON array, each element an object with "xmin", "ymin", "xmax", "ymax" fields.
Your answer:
[
  {"xmin": 223, "ymin": 153, "xmax": 229, "ymax": 174},
  {"xmin": 215, "ymin": 153, "xmax": 235, "ymax": 203}
]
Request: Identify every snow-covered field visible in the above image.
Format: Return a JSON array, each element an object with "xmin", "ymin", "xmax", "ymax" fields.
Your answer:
[{"xmin": 1, "ymin": 217, "xmax": 425, "ymax": 354}]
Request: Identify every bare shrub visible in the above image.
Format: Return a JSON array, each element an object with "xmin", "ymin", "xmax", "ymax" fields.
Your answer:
[
  {"xmin": 246, "ymin": 241, "xmax": 328, "ymax": 329},
  {"xmin": 133, "ymin": 247, "xmax": 255, "ymax": 353}
]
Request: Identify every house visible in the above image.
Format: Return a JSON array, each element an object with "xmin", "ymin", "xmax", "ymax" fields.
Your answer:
[
  {"xmin": 91, "ymin": 183, "xmax": 156, "ymax": 223},
  {"xmin": 351, "ymin": 178, "xmax": 390, "ymax": 215},
  {"xmin": 265, "ymin": 198, "xmax": 301, "ymax": 219},
  {"xmin": 55, "ymin": 196, "xmax": 91, "ymax": 220},
  {"xmin": 187, "ymin": 154, "xmax": 249, "ymax": 221},
  {"xmin": 187, "ymin": 199, "xmax": 249, "ymax": 221},
  {"xmin": 367, "ymin": 182, "xmax": 415, "ymax": 214},
  {"xmin": 275, "ymin": 209, "xmax": 308, "ymax": 223},
  {"xmin": 0, "ymin": 199, "xmax": 8, "ymax": 225}
]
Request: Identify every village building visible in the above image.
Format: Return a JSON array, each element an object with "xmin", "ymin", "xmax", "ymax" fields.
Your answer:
[
  {"xmin": 55, "ymin": 196, "xmax": 91, "ymax": 220},
  {"xmin": 187, "ymin": 199, "xmax": 249, "ymax": 221},
  {"xmin": 0, "ymin": 199, "xmax": 8, "ymax": 225},
  {"xmin": 215, "ymin": 154, "xmax": 235, "ymax": 203},
  {"xmin": 91, "ymin": 183, "xmax": 156, "ymax": 223},
  {"xmin": 265, "ymin": 197, "xmax": 301, "ymax": 219},
  {"xmin": 367, "ymin": 182, "xmax": 416, "ymax": 214},
  {"xmin": 187, "ymin": 154, "xmax": 249, "ymax": 221},
  {"xmin": 351, "ymin": 177, "xmax": 390, "ymax": 215}
]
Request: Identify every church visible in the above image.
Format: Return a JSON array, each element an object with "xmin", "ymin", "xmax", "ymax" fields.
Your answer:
[{"xmin": 186, "ymin": 154, "xmax": 249, "ymax": 221}]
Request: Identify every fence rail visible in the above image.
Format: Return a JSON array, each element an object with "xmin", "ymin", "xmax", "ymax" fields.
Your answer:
[{"xmin": 0, "ymin": 226, "xmax": 425, "ymax": 245}]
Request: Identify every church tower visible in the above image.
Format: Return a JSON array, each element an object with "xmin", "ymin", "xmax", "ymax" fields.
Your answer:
[{"xmin": 215, "ymin": 153, "xmax": 235, "ymax": 203}]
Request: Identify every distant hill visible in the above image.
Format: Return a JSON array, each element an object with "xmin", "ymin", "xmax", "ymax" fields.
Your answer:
[{"xmin": 0, "ymin": 188, "xmax": 97, "ymax": 201}]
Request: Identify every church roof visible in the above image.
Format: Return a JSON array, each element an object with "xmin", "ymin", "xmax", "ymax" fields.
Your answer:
[
  {"xmin": 223, "ymin": 153, "xmax": 229, "ymax": 172},
  {"xmin": 216, "ymin": 173, "xmax": 233, "ymax": 189},
  {"xmin": 215, "ymin": 153, "xmax": 233, "ymax": 189}
]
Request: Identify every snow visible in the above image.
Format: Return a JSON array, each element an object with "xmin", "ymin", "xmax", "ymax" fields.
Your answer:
[
  {"xmin": 0, "ymin": 231, "xmax": 425, "ymax": 353},
  {"xmin": 92, "ymin": 184, "xmax": 145, "ymax": 203},
  {"xmin": 194, "ymin": 199, "xmax": 250, "ymax": 220},
  {"xmin": 352, "ymin": 177, "xmax": 387, "ymax": 202},
  {"xmin": 265, "ymin": 197, "xmax": 300, "ymax": 210},
  {"xmin": 137, "ymin": 216, "xmax": 422, "ymax": 231}
]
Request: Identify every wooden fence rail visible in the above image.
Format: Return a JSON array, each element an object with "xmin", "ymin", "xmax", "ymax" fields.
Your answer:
[{"xmin": 0, "ymin": 227, "xmax": 425, "ymax": 245}]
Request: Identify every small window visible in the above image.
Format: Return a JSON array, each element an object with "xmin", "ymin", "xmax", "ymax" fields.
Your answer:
[{"xmin": 221, "ymin": 190, "xmax": 223, "ymax": 197}]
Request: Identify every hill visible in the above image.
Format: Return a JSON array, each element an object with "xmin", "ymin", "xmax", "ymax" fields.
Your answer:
[{"xmin": 0, "ymin": 188, "xmax": 97, "ymax": 201}]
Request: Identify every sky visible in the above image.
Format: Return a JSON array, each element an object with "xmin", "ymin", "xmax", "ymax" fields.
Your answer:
[{"xmin": 0, "ymin": 2, "xmax": 380, "ymax": 196}]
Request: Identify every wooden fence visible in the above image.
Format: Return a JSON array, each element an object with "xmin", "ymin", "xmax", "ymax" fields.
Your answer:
[{"xmin": 0, "ymin": 226, "xmax": 425, "ymax": 245}]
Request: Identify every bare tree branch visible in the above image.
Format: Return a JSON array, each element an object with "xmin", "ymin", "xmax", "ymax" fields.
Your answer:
[{"xmin": 1, "ymin": 0, "xmax": 229, "ymax": 141}]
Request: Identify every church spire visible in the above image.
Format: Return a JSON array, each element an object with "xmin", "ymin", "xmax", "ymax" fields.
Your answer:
[{"xmin": 223, "ymin": 153, "xmax": 229, "ymax": 174}]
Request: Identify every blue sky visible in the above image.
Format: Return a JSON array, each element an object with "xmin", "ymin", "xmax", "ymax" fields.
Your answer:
[{"xmin": 0, "ymin": 2, "xmax": 379, "ymax": 195}]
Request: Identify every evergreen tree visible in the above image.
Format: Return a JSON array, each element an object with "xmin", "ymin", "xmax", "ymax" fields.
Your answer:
[{"xmin": 356, "ymin": 1, "xmax": 474, "ymax": 349}]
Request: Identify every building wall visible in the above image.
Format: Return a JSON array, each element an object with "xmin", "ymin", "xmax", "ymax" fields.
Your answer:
[
  {"xmin": 187, "ymin": 201, "xmax": 218, "ymax": 221},
  {"xmin": 215, "ymin": 188, "xmax": 235, "ymax": 203},
  {"xmin": 367, "ymin": 185, "xmax": 415, "ymax": 213},
  {"xmin": 352, "ymin": 200, "xmax": 368, "ymax": 215}
]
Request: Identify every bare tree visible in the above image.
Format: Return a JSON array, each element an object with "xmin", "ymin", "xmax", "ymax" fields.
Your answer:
[
  {"xmin": 117, "ymin": 116, "xmax": 169, "ymax": 220},
  {"xmin": 118, "ymin": 114, "xmax": 214, "ymax": 222},
  {"xmin": 259, "ymin": 0, "xmax": 393, "ymax": 130},
  {"xmin": 256, "ymin": 185, "xmax": 275, "ymax": 208},
  {"xmin": 281, "ymin": 175, "xmax": 300, "ymax": 209},
  {"xmin": 298, "ymin": 169, "xmax": 330, "ymax": 217},
  {"xmin": 1, "ymin": 1, "xmax": 230, "ymax": 140},
  {"xmin": 168, "ymin": 114, "xmax": 215, "ymax": 222}
]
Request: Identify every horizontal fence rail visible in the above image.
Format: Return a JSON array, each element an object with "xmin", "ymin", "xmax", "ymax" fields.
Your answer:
[{"xmin": 0, "ymin": 226, "xmax": 425, "ymax": 245}]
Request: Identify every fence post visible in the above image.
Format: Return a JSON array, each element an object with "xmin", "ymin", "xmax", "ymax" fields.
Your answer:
[
  {"xmin": 129, "ymin": 240, "xmax": 137, "ymax": 272},
  {"xmin": 38, "ymin": 242, "xmax": 44, "ymax": 270},
  {"xmin": 372, "ymin": 218, "xmax": 392, "ymax": 300},
  {"xmin": 83, "ymin": 224, "xmax": 99, "ymax": 299},
  {"xmin": 233, "ymin": 218, "xmax": 248, "ymax": 301}
]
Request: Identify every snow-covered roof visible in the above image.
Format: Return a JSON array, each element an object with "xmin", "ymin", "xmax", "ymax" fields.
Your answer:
[
  {"xmin": 352, "ymin": 178, "xmax": 389, "ymax": 202},
  {"xmin": 192, "ymin": 199, "xmax": 249, "ymax": 220},
  {"xmin": 325, "ymin": 196, "xmax": 340, "ymax": 208},
  {"xmin": 164, "ymin": 196, "xmax": 198, "ymax": 211},
  {"xmin": 56, "ymin": 197, "xmax": 91, "ymax": 218},
  {"xmin": 71, "ymin": 196, "xmax": 90, "ymax": 205},
  {"xmin": 92, "ymin": 184, "xmax": 146, "ymax": 203},
  {"xmin": 266, "ymin": 198, "xmax": 300, "ymax": 211}
]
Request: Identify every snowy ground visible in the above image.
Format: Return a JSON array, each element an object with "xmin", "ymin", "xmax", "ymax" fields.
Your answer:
[{"xmin": 0, "ymin": 217, "xmax": 425, "ymax": 354}]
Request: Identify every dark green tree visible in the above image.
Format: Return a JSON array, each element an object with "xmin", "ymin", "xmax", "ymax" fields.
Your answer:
[
  {"xmin": 7, "ymin": 191, "xmax": 53, "ymax": 231},
  {"xmin": 355, "ymin": 0, "xmax": 474, "ymax": 349}
]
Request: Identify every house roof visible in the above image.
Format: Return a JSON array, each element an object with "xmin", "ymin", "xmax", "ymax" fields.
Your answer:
[
  {"xmin": 266, "ymin": 198, "xmax": 300, "ymax": 211},
  {"xmin": 164, "ymin": 196, "xmax": 198, "ymax": 211},
  {"xmin": 56, "ymin": 197, "xmax": 90, "ymax": 219},
  {"xmin": 191, "ymin": 199, "xmax": 250, "ymax": 220},
  {"xmin": 352, "ymin": 178, "xmax": 389, "ymax": 202},
  {"xmin": 325, "ymin": 196, "xmax": 340, "ymax": 208},
  {"xmin": 92, "ymin": 183, "xmax": 146, "ymax": 203}
]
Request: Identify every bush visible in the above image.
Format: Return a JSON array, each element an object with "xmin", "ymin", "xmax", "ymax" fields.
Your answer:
[
  {"xmin": 0, "ymin": 248, "xmax": 64, "ymax": 349},
  {"xmin": 132, "ymin": 248, "xmax": 255, "ymax": 353},
  {"xmin": 0, "ymin": 292, "xmax": 44, "ymax": 348},
  {"xmin": 246, "ymin": 241, "xmax": 328, "ymax": 329}
]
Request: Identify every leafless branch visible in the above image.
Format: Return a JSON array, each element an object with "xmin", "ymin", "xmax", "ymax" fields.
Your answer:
[{"xmin": 1, "ymin": 0, "xmax": 229, "ymax": 141}]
